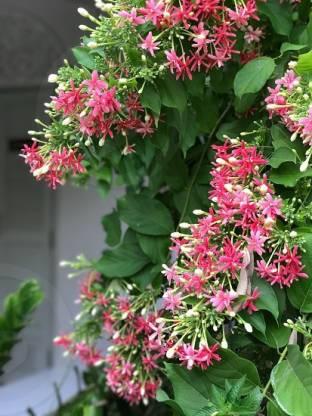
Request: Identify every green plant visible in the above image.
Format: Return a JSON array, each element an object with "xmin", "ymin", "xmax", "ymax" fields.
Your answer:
[{"xmin": 0, "ymin": 280, "xmax": 43, "ymax": 375}]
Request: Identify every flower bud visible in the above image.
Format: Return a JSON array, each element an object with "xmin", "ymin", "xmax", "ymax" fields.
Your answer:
[
  {"xmin": 288, "ymin": 61, "xmax": 297, "ymax": 69},
  {"xmin": 290, "ymin": 131, "xmax": 298, "ymax": 142},
  {"xmin": 79, "ymin": 24, "xmax": 89, "ymax": 31},
  {"xmin": 166, "ymin": 348, "xmax": 176, "ymax": 359},
  {"xmin": 244, "ymin": 322, "xmax": 253, "ymax": 333},
  {"xmin": 171, "ymin": 232, "xmax": 182, "ymax": 238},
  {"xmin": 179, "ymin": 222, "xmax": 191, "ymax": 229},
  {"xmin": 259, "ymin": 184, "xmax": 268, "ymax": 195},
  {"xmin": 48, "ymin": 74, "xmax": 58, "ymax": 83},
  {"xmin": 87, "ymin": 41, "xmax": 98, "ymax": 49},
  {"xmin": 77, "ymin": 7, "xmax": 89, "ymax": 17},
  {"xmin": 224, "ymin": 183, "xmax": 233, "ymax": 192},
  {"xmin": 62, "ymin": 117, "xmax": 72, "ymax": 126},
  {"xmin": 221, "ymin": 338, "xmax": 228, "ymax": 349},
  {"xmin": 216, "ymin": 157, "xmax": 226, "ymax": 165},
  {"xmin": 300, "ymin": 158, "xmax": 310, "ymax": 172},
  {"xmin": 193, "ymin": 209, "xmax": 205, "ymax": 215}
]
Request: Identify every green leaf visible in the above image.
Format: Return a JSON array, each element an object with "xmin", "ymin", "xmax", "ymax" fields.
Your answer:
[
  {"xmin": 253, "ymin": 316, "xmax": 291, "ymax": 348},
  {"xmin": 258, "ymin": 0, "xmax": 293, "ymax": 36},
  {"xmin": 234, "ymin": 94, "xmax": 257, "ymax": 114},
  {"xmin": 150, "ymin": 124, "xmax": 170, "ymax": 156},
  {"xmin": 141, "ymin": 83, "xmax": 161, "ymax": 116},
  {"xmin": 192, "ymin": 90, "xmax": 219, "ymax": 134},
  {"xmin": 137, "ymin": 234, "xmax": 169, "ymax": 264},
  {"xmin": 252, "ymin": 275, "xmax": 279, "ymax": 320},
  {"xmin": 101, "ymin": 210, "xmax": 121, "ymax": 247},
  {"xmin": 95, "ymin": 236, "xmax": 149, "ymax": 278},
  {"xmin": 270, "ymin": 125, "xmax": 305, "ymax": 158},
  {"xmin": 270, "ymin": 162, "xmax": 312, "ymax": 187},
  {"xmin": 118, "ymin": 194, "xmax": 174, "ymax": 236},
  {"xmin": 178, "ymin": 108, "xmax": 200, "ymax": 155},
  {"xmin": 164, "ymin": 152, "xmax": 188, "ymax": 191},
  {"xmin": 234, "ymin": 57, "xmax": 275, "ymax": 98},
  {"xmin": 237, "ymin": 387, "xmax": 262, "ymax": 415},
  {"xmin": 156, "ymin": 389, "xmax": 185, "ymax": 416},
  {"xmin": 118, "ymin": 154, "xmax": 144, "ymax": 188},
  {"xmin": 157, "ymin": 75, "xmax": 187, "ymax": 113},
  {"xmin": 217, "ymin": 120, "xmax": 251, "ymax": 141},
  {"xmin": 272, "ymin": 345, "xmax": 312, "ymax": 416},
  {"xmin": 130, "ymin": 263, "xmax": 162, "ymax": 289},
  {"xmin": 271, "ymin": 125, "xmax": 292, "ymax": 151},
  {"xmin": 296, "ymin": 50, "xmax": 312, "ymax": 75},
  {"xmin": 280, "ymin": 43, "xmax": 307, "ymax": 55},
  {"xmin": 269, "ymin": 147, "xmax": 297, "ymax": 168},
  {"xmin": 183, "ymin": 72, "xmax": 206, "ymax": 98},
  {"xmin": 165, "ymin": 349, "xmax": 260, "ymax": 416},
  {"xmin": 0, "ymin": 280, "xmax": 43, "ymax": 375},
  {"xmin": 267, "ymin": 401, "xmax": 287, "ymax": 416},
  {"xmin": 287, "ymin": 231, "xmax": 312, "ymax": 312},
  {"xmin": 239, "ymin": 311, "xmax": 266, "ymax": 335},
  {"xmin": 72, "ymin": 47, "xmax": 96, "ymax": 70},
  {"xmin": 298, "ymin": 14, "xmax": 312, "ymax": 48}
]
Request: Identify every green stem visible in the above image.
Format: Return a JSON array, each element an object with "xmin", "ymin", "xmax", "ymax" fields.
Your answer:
[{"xmin": 178, "ymin": 100, "xmax": 233, "ymax": 224}]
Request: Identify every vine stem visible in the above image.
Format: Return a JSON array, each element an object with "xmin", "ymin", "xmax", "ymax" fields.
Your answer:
[
  {"xmin": 178, "ymin": 100, "xmax": 233, "ymax": 225},
  {"xmin": 262, "ymin": 346, "xmax": 288, "ymax": 399}
]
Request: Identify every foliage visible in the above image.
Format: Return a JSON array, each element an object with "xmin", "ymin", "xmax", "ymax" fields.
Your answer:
[
  {"xmin": 0, "ymin": 280, "xmax": 43, "ymax": 376},
  {"xmin": 21, "ymin": 0, "xmax": 312, "ymax": 414}
]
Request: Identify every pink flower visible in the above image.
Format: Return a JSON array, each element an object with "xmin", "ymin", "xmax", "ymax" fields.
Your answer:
[
  {"xmin": 87, "ymin": 87, "xmax": 121, "ymax": 116},
  {"xmin": 299, "ymin": 107, "xmax": 312, "ymax": 139},
  {"xmin": 82, "ymin": 70, "xmax": 108, "ymax": 93},
  {"xmin": 191, "ymin": 22, "xmax": 210, "ymax": 52},
  {"xmin": 53, "ymin": 80, "xmax": 86, "ymax": 115},
  {"xmin": 244, "ymin": 26, "xmax": 263, "ymax": 44},
  {"xmin": 53, "ymin": 334, "xmax": 73, "ymax": 349},
  {"xmin": 276, "ymin": 69, "xmax": 301, "ymax": 92},
  {"xmin": 260, "ymin": 194, "xmax": 282, "ymax": 218},
  {"xmin": 245, "ymin": 229, "xmax": 268, "ymax": 255},
  {"xmin": 163, "ymin": 290, "xmax": 182, "ymax": 310},
  {"xmin": 139, "ymin": 0, "xmax": 164, "ymax": 25},
  {"xmin": 165, "ymin": 49, "xmax": 183, "ymax": 74},
  {"xmin": 228, "ymin": 0, "xmax": 258, "ymax": 27},
  {"xmin": 118, "ymin": 8, "xmax": 145, "ymax": 25},
  {"xmin": 218, "ymin": 239, "xmax": 244, "ymax": 275},
  {"xmin": 243, "ymin": 288, "xmax": 261, "ymax": 314},
  {"xmin": 177, "ymin": 344, "xmax": 197, "ymax": 370},
  {"xmin": 139, "ymin": 32, "xmax": 160, "ymax": 56},
  {"xmin": 196, "ymin": 344, "xmax": 221, "ymax": 369},
  {"xmin": 210, "ymin": 290, "xmax": 237, "ymax": 313}
]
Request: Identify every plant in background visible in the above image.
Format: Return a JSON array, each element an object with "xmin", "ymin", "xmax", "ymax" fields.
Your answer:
[
  {"xmin": 266, "ymin": 58, "xmax": 312, "ymax": 172},
  {"xmin": 22, "ymin": 0, "xmax": 312, "ymax": 414},
  {"xmin": 0, "ymin": 280, "xmax": 43, "ymax": 376}
]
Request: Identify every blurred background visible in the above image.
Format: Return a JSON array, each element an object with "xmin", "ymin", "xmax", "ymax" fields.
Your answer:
[{"xmin": 0, "ymin": 1, "xmax": 114, "ymax": 414}]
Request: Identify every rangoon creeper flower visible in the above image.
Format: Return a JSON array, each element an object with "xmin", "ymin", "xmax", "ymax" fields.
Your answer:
[
  {"xmin": 54, "ymin": 275, "xmax": 164, "ymax": 405},
  {"xmin": 266, "ymin": 60, "xmax": 312, "ymax": 170},
  {"xmin": 159, "ymin": 140, "xmax": 307, "ymax": 370}
]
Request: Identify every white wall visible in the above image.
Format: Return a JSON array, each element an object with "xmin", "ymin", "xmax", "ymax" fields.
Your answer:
[{"xmin": 53, "ymin": 184, "xmax": 121, "ymax": 366}]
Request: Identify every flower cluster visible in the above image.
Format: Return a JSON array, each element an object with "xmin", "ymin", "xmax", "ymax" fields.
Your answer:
[
  {"xmin": 21, "ymin": 142, "xmax": 85, "ymax": 189},
  {"xmin": 23, "ymin": 70, "xmax": 155, "ymax": 188},
  {"xmin": 55, "ymin": 275, "xmax": 163, "ymax": 405},
  {"xmin": 118, "ymin": 0, "xmax": 260, "ymax": 79},
  {"xmin": 23, "ymin": 0, "xmax": 261, "ymax": 188},
  {"xmin": 265, "ymin": 61, "xmax": 312, "ymax": 171},
  {"xmin": 158, "ymin": 140, "xmax": 306, "ymax": 366}
]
